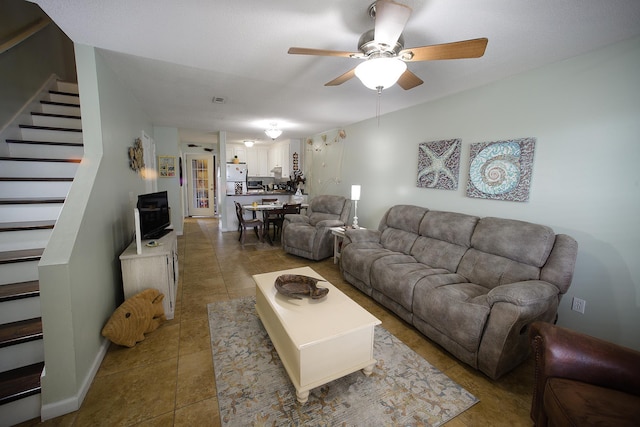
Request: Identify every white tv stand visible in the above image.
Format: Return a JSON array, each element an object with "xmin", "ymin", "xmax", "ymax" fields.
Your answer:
[{"xmin": 119, "ymin": 230, "xmax": 178, "ymax": 319}]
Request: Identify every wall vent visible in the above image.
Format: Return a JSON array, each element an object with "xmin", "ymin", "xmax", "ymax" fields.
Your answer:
[{"xmin": 212, "ymin": 96, "xmax": 226, "ymax": 104}]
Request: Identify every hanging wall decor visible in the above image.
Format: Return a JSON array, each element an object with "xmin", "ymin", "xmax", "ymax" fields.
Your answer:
[
  {"xmin": 416, "ymin": 139, "xmax": 461, "ymax": 190},
  {"xmin": 466, "ymin": 137, "xmax": 536, "ymax": 202},
  {"xmin": 128, "ymin": 137, "xmax": 144, "ymax": 172},
  {"xmin": 158, "ymin": 156, "xmax": 176, "ymax": 177}
]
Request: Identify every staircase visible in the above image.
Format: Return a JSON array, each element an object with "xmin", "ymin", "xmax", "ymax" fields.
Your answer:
[{"xmin": 0, "ymin": 81, "xmax": 82, "ymax": 426}]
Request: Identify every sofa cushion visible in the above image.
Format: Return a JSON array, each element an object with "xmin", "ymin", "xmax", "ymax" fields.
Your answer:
[
  {"xmin": 370, "ymin": 255, "xmax": 450, "ymax": 312},
  {"xmin": 308, "ymin": 195, "xmax": 347, "ymax": 226},
  {"xmin": 413, "ymin": 282, "xmax": 491, "ymax": 353},
  {"xmin": 340, "ymin": 243, "xmax": 395, "ymax": 288},
  {"xmin": 457, "ymin": 249, "xmax": 542, "ymax": 289},
  {"xmin": 382, "ymin": 205, "xmax": 427, "ymax": 233},
  {"xmin": 411, "ymin": 237, "xmax": 468, "ymax": 273},
  {"xmin": 470, "ymin": 217, "xmax": 555, "ymax": 267},
  {"xmin": 419, "ymin": 210, "xmax": 479, "ymax": 247},
  {"xmin": 380, "ymin": 227, "xmax": 420, "ymax": 254},
  {"xmin": 544, "ymin": 378, "xmax": 640, "ymax": 427}
]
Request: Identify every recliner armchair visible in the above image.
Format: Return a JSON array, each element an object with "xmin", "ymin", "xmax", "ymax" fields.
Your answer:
[
  {"xmin": 282, "ymin": 195, "xmax": 350, "ymax": 260},
  {"xmin": 529, "ymin": 321, "xmax": 640, "ymax": 426}
]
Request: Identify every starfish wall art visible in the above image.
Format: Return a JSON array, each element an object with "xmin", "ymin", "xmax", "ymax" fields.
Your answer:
[{"xmin": 417, "ymin": 139, "xmax": 461, "ymax": 191}]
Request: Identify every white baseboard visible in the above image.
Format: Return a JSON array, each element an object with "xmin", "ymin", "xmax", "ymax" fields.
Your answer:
[{"xmin": 40, "ymin": 337, "xmax": 110, "ymax": 421}]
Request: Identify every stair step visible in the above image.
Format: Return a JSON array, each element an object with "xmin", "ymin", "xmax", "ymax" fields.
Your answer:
[
  {"xmin": 55, "ymin": 81, "xmax": 78, "ymax": 94},
  {"xmin": 31, "ymin": 112, "xmax": 82, "ymax": 130},
  {"xmin": 49, "ymin": 90, "xmax": 79, "ymax": 98},
  {"xmin": 0, "ymin": 180, "xmax": 72, "ymax": 199},
  {"xmin": 0, "ymin": 362, "xmax": 43, "ymax": 405},
  {"xmin": 0, "ymin": 318, "xmax": 42, "ymax": 349},
  {"xmin": 0, "ymin": 198, "xmax": 65, "ymax": 205},
  {"xmin": 0, "ymin": 249, "xmax": 44, "ymax": 265},
  {"xmin": 0, "ymin": 281, "xmax": 39, "ymax": 302},
  {"xmin": 40, "ymin": 100, "xmax": 80, "ymax": 116},
  {"xmin": 0, "ymin": 222, "xmax": 55, "ymax": 233},
  {"xmin": 0, "ymin": 178, "xmax": 73, "ymax": 182},
  {"xmin": 48, "ymin": 90, "xmax": 80, "ymax": 104},
  {"xmin": 19, "ymin": 124, "xmax": 82, "ymax": 133},
  {"xmin": 39, "ymin": 100, "xmax": 79, "ymax": 109},
  {"xmin": 30, "ymin": 112, "xmax": 80, "ymax": 121},
  {"xmin": 0, "ymin": 157, "xmax": 81, "ymax": 178},
  {"xmin": 0, "ymin": 157, "xmax": 81, "ymax": 163},
  {"xmin": 6, "ymin": 139, "xmax": 83, "ymax": 147}
]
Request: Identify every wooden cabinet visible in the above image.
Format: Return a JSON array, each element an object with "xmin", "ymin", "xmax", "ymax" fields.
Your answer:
[{"xmin": 119, "ymin": 231, "xmax": 179, "ymax": 320}]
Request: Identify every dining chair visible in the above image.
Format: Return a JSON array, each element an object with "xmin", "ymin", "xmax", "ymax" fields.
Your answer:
[
  {"xmin": 234, "ymin": 201, "xmax": 263, "ymax": 245},
  {"xmin": 266, "ymin": 203, "xmax": 302, "ymax": 243},
  {"xmin": 259, "ymin": 198, "xmax": 278, "ymax": 237}
]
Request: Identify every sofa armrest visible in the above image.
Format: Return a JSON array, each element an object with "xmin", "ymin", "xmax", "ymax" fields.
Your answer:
[
  {"xmin": 345, "ymin": 228, "xmax": 381, "ymax": 243},
  {"xmin": 487, "ymin": 281, "xmax": 558, "ymax": 307},
  {"xmin": 530, "ymin": 321, "xmax": 640, "ymax": 394},
  {"xmin": 315, "ymin": 219, "xmax": 345, "ymax": 229},
  {"xmin": 529, "ymin": 321, "xmax": 640, "ymax": 424},
  {"xmin": 284, "ymin": 214, "xmax": 309, "ymax": 224}
]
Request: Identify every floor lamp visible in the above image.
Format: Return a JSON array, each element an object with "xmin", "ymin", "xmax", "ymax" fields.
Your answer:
[{"xmin": 351, "ymin": 185, "xmax": 361, "ymax": 229}]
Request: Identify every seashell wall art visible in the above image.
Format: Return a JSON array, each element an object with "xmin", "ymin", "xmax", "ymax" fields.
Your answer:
[{"xmin": 466, "ymin": 137, "xmax": 536, "ymax": 202}]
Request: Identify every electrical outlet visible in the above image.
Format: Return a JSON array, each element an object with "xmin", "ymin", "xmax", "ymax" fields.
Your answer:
[{"xmin": 571, "ymin": 297, "xmax": 586, "ymax": 314}]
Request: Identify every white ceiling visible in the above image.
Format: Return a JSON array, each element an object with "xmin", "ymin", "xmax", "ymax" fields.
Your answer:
[{"xmin": 31, "ymin": 0, "xmax": 640, "ymax": 147}]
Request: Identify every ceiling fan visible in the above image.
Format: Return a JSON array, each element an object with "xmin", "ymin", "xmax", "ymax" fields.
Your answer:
[{"xmin": 288, "ymin": 0, "xmax": 488, "ymax": 92}]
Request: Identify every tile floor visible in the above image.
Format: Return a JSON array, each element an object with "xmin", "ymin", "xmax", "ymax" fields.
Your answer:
[{"xmin": 20, "ymin": 217, "xmax": 535, "ymax": 426}]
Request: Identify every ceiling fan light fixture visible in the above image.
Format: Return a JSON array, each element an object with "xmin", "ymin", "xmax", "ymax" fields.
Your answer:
[
  {"xmin": 243, "ymin": 140, "xmax": 254, "ymax": 147},
  {"xmin": 355, "ymin": 56, "xmax": 407, "ymax": 91},
  {"xmin": 264, "ymin": 127, "xmax": 282, "ymax": 140}
]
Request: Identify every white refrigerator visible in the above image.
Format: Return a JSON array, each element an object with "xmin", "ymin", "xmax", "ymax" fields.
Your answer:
[{"xmin": 226, "ymin": 163, "xmax": 247, "ymax": 194}]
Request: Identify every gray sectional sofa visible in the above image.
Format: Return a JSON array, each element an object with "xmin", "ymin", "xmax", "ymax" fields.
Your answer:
[{"xmin": 339, "ymin": 205, "xmax": 578, "ymax": 379}]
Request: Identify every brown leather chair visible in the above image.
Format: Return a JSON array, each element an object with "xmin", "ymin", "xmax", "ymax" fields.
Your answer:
[
  {"xmin": 234, "ymin": 201, "xmax": 263, "ymax": 245},
  {"xmin": 529, "ymin": 321, "xmax": 640, "ymax": 427}
]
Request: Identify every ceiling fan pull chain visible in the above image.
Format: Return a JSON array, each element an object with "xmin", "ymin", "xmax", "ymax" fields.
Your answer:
[{"xmin": 376, "ymin": 86, "xmax": 382, "ymax": 127}]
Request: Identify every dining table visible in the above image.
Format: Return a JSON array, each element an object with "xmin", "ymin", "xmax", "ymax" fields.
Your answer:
[{"xmin": 242, "ymin": 203, "xmax": 308, "ymax": 245}]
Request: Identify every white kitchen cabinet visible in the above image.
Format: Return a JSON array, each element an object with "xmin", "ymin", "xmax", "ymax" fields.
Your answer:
[
  {"xmin": 268, "ymin": 140, "xmax": 290, "ymax": 178},
  {"xmin": 230, "ymin": 145, "xmax": 247, "ymax": 163},
  {"xmin": 247, "ymin": 146, "xmax": 270, "ymax": 176},
  {"xmin": 119, "ymin": 230, "xmax": 179, "ymax": 320}
]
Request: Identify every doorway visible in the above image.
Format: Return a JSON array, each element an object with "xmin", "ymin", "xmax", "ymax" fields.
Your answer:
[{"xmin": 186, "ymin": 154, "xmax": 216, "ymax": 216}]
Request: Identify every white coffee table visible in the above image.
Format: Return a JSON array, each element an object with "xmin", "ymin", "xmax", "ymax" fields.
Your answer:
[{"xmin": 254, "ymin": 266, "xmax": 381, "ymax": 403}]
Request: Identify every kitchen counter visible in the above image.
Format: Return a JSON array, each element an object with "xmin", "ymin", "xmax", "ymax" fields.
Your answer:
[{"xmin": 227, "ymin": 190, "xmax": 295, "ymax": 196}]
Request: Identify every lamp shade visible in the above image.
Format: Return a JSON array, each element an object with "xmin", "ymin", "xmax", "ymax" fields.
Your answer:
[
  {"xmin": 264, "ymin": 128, "xmax": 282, "ymax": 139},
  {"xmin": 354, "ymin": 57, "xmax": 407, "ymax": 91},
  {"xmin": 351, "ymin": 184, "xmax": 361, "ymax": 201}
]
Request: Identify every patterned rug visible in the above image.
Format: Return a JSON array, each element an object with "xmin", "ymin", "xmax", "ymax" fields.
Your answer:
[{"xmin": 208, "ymin": 297, "xmax": 478, "ymax": 426}]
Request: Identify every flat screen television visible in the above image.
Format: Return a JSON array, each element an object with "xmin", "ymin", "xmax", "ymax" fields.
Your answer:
[{"xmin": 137, "ymin": 191, "xmax": 171, "ymax": 239}]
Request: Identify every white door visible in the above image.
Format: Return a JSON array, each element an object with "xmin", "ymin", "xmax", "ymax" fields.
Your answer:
[{"xmin": 186, "ymin": 154, "xmax": 215, "ymax": 216}]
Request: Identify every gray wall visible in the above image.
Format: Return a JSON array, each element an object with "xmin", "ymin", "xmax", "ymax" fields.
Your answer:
[
  {"xmin": 154, "ymin": 126, "xmax": 184, "ymax": 235},
  {"xmin": 39, "ymin": 44, "xmax": 153, "ymax": 418},
  {"xmin": 305, "ymin": 36, "xmax": 640, "ymax": 350},
  {"xmin": 0, "ymin": 0, "xmax": 76, "ymax": 129}
]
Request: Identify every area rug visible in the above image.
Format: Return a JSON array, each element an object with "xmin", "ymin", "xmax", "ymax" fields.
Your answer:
[{"xmin": 208, "ymin": 297, "xmax": 478, "ymax": 426}]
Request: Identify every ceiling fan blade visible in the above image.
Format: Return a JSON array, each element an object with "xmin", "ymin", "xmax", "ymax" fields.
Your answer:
[
  {"xmin": 288, "ymin": 47, "xmax": 363, "ymax": 58},
  {"xmin": 373, "ymin": 0, "xmax": 412, "ymax": 48},
  {"xmin": 400, "ymin": 38, "xmax": 488, "ymax": 62},
  {"xmin": 397, "ymin": 69, "xmax": 423, "ymax": 90},
  {"xmin": 325, "ymin": 68, "xmax": 357, "ymax": 86}
]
